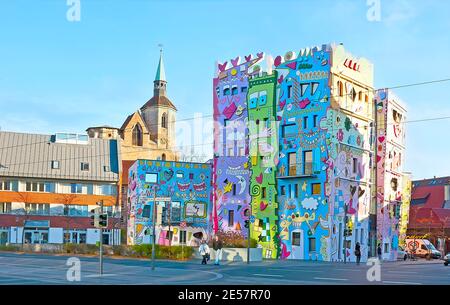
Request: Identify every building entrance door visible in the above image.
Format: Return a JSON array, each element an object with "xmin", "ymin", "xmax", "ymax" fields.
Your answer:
[{"xmin": 291, "ymin": 229, "xmax": 304, "ymax": 259}]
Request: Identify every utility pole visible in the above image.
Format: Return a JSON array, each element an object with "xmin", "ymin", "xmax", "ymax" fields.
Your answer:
[
  {"xmin": 372, "ymin": 90, "xmax": 378, "ymax": 259},
  {"xmin": 343, "ymin": 203, "xmax": 348, "ymax": 264},
  {"xmin": 99, "ymin": 200, "xmax": 104, "ymax": 275},
  {"xmin": 247, "ymin": 204, "xmax": 252, "ymax": 264},
  {"xmin": 151, "ymin": 187, "xmax": 157, "ymax": 271}
]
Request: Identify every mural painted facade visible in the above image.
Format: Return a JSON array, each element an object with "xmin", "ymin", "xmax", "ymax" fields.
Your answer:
[
  {"xmin": 212, "ymin": 44, "xmax": 408, "ymax": 261},
  {"xmin": 127, "ymin": 160, "xmax": 212, "ymax": 246},
  {"xmin": 375, "ymin": 89, "xmax": 408, "ymax": 261},
  {"xmin": 212, "ymin": 54, "xmax": 266, "ymax": 238},
  {"xmin": 247, "ymin": 71, "xmax": 280, "ymax": 259}
]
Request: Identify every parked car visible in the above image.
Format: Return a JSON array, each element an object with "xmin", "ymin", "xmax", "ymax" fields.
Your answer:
[
  {"xmin": 397, "ymin": 246, "xmax": 408, "ymax": 260},
  {"xmin": 405, "ymin": 239, "xmax": 442, "ymax": 259},
  {"xmin": 444, "ymin": 253, "xmax": 450, "ymax": 266}
]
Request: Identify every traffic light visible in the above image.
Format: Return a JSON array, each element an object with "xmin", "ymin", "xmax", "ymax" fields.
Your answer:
[
  {"xmin": 99, "ymin": 213, "xmax": 108, "ymax": 228},
  {"xmin": 90, "ymin": 208, "xmax": 100, "ymax": 227}
]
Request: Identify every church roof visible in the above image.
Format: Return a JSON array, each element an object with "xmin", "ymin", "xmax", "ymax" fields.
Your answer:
[
  {"xmin": 155, "ymin": 50, "xmax": 166, "ymax": 82},
  {"xmin": 140, "ymin": 95, "xmax": 177, "ymax": 111}
]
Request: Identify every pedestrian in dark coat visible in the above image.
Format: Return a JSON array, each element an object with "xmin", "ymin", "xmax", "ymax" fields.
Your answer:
[{"xmin": 355, "ymin": 242, "xmax": 361, "ymax": 265}]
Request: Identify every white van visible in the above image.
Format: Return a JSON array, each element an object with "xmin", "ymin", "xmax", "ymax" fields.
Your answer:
[{"xmin": 405, "ymin": 239, "xmax": 442, "ymax": 259}]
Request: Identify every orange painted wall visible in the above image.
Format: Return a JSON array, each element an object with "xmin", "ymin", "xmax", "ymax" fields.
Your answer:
[{"xmin": 0, "ymin": 191, "xmax": 116, "ymax": 206}]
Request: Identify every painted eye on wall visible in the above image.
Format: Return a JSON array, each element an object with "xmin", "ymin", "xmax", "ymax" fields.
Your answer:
[
  {"xmin": 249, "ymin": 98, "xmax": 258, "ymax": 109},
  {"xmin": 259, "ymin": 94, "xmax": 267, "ymax": 106}
]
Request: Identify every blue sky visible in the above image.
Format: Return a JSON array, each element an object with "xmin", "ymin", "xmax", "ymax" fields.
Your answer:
[{"xmin": 1, "ymin": 0, "xmax": 449, "ymax": 180}]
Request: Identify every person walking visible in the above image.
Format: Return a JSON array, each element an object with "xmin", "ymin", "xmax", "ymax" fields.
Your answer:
[
  {"xmin": 199, "ymin": 239, "xmax": 210, "ymax": 265},
  {"xmin": 377, "ymin": 244, "xmax": 382, "ymax": 262},
  {"xmin": 355, "ymin": 242, "xmax": 361, "ymax": 265},
  {"xmin": 212, "ymin": 235, "xmax": 223, "ymax": 266}
]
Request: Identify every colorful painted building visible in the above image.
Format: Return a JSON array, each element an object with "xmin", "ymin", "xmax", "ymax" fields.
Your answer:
[
  {"xmin": 127, "ymin": 160, "xmax": 212, "ymax": 246},
  {"xmin": 374, "ymin": 89, "xmax": 408, "ymax": 260},
  {"xmin": 247, "ymin": 71, "xmax": 280, "ymax": 259},
  {"xmin": 212, "ymin": 54, "xmax": 266, "ymax": 238},
  {"xmin": 212, "ymin": 43, "xmax": 412, "ymax": 262}
]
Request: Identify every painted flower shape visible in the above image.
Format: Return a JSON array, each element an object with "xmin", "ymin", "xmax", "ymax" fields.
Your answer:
[{"xmin": 337, "ymin": 129, "xmax": 344, "ymax": 142}]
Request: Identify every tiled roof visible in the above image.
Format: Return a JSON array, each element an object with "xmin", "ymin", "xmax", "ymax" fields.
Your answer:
[{"xmin": 140, "ymin": 95, "xmax": 177, "ymax": 111}]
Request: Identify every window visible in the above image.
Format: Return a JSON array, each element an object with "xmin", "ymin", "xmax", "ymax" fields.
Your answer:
[
  {"xmin": 313, "ymin": 115, "xmax": 318, "ymax": 128},
  {"xmin": 292, "ymin": 232, "xmax": 301, "ymax": 246},
  {"xmin": 303, "ymin": 117, "xmax": 308, "ymax": 129},
  {"xmin": 312, "ymin": 183, "xmax": 321, "ymax": 195},
  {"xmin": 337, "ymin": 81, "xmax": 343, "ymax": 97},
  {"xmin": 51, "ymin": 160, "xmax": 60, "ymax": 169},
  {"xmin": 309, "ymin": 237, "xmax": 316, "ymax": 252},
  {"xmin": 162, "ymin": 154, "xmax": 166, "ymax": 161},
  {"xmin": 71, "ymin": 184, "xmax": 83, "ymax": 194},
  {"xmin": 216, "ymin": 87, "xmax": 220, "ymax": 96},
  {"xmin": 0, "ymin": 180, "xmax": 17, "ymax": 191},
  {"xmin": 161, "ymin": 113, "xmax": 167, "ymax": 128},
  {"xmin": 171, "ymin": 202, "xmax": 181, "ymax": 222},
  {"xmin": 231, "ymin": 86, "xmax": 238, "ymax": 95},
  {"xmin": 282, "ymin": 124, "xmax": 296, "ymax": 138},
  {"xmin": 365, "ymin": 94, "xmax": 369, "ymax": 103},
  {"xmin": 261, "ymin": 187, "xmax": 267, "ymax": 199},
  {"xmin": 0, "ymin": 203, "xmax": 11, "ymax": 214},
  {"xmin": 104, "ymin": 166, "xmax": 110, "ymax": 172},
  {"xmin": 25, "ymin": 204, "xmax": 50, "ymax": 215},
  {"xmin": 81, "ymin": 162, "xmax": 89, "ymax": 171},
  {"xmin": 288, "ymin": 153, "xmax": 296, "ymax": 176},
  {"xmin": 300, "ymin": 83, "xmax": 309, "ymax": 96},
  {"xmin": 176, "ymin": 172, "xmax": 184, "ymax": 179},
  {"xmin": 189, "ymin": 173, "xmax": 194, "ymax": 180},
  {"xmin": 223, "ymin": 86, "xmax": 230, "ymax": 96},
  {"xmin": 180, "ymin": 230, "xmax": 187, "ymax": 244},
  {"xmin": 232, "ymin": 184, "xmax": 237, "ymax": 196},
  {"xmin": 280, "ymin": 186, "xmax": 286, "ymax": 196},
  {"xmin": 132, "ymin": 123, "xmax": 143, "ymax": 146},
  {"xmin": 303, "ymin": 150, "xmax": 313, "ymax": 175},
  {"xmin": 311, "ymin": 82, "xmax": 319, "ymax": 95},
  {"xmin": 352, "ymin": 158, "xmax": 358, "ymax": 173},
  {"xmin": 287, "ymin": 85, "xmax": 292, "ymax": 98},
  {"xmin": 358, "ymin": 91, "xmax": 362, "ymax": 101},
  {"xmin": 99, "ymin": 185, "xmax": 116, "ymax": 196},
  {"xmin": 241, "ymin": 86, "xmax": 248, "ymax": 93},
  {"xmin": 26, "ymin": 182, "xmax": 45, "ymax": 192},
  {"xmin": 145, "ymin": 173, "xmax": 158, "ymax": 184},
  {"xmin": 64, "ymin": 205, "xmax": 88, "ymax": 217},
  {"xmin": 384, "ymin": 243, "xmax": 390, "ymax": 253},
  {"xmin": 294, "ymin": 184, "xmax": 298, "ymax": 198},
  {"xmin": 228, "ymin": 210, "xmax": 234, "ymax": 227}
]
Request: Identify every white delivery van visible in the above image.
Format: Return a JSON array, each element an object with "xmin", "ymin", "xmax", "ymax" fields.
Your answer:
[{"xmin": 405, "ymin": 238, "xmax": 442, "ymax": 259}]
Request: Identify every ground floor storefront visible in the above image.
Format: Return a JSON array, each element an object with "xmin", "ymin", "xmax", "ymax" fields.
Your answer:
[{"xmin": 0, "ymin": 215, "xmax": 121, "ymax": 245}]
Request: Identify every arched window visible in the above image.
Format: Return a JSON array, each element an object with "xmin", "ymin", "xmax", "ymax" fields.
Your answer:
[
  {"xmin": 132, "ymin": 124, "xmax": 143, "ymax": 146},
  {"xmin": 162, "ymin": 154, "xmax": 166, "ymax": 161},
  {"xmin": 161, "ymin": 113, "xmax": 167, "ymax": 128}
]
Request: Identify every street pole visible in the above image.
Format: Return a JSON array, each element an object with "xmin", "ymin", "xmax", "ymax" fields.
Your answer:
[
  {"xmin": 247, "ymin": 204, "xmax": 251, "ymax": 264},
  {"xmin": 151, "ymin": 188, "xmax": 156, "ymax": 271},
  {"xmin": 99, "ymin": 200, "xmax": 104, "ymax": 275},
  {"xmin": 343, "ymin": 203, "xmax": 347, "ymax": 264}
]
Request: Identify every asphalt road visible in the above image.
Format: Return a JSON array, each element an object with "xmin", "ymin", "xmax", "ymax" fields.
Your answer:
[{"xmin": 0, "ymin": 252, "xmax": 449, "ymax": 285}]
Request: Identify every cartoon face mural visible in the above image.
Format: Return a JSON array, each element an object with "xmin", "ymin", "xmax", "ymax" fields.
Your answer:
[
  {"xmin": 127, "ymin": 160, "xmax": 212, "ymax": 246},
  {"xmin": 247, "ymin": 71, "xmax": 279, "ymax": 258}
]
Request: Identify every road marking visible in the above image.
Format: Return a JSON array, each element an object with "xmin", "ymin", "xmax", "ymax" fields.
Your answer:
[
  {"xmin": 253, "ymin": 273, "xmax": 283, "ymax": 278},
  {"xmin": 314, "ymin": 277, "xmax": 348, "ymax": 281},
  {"xmin": 84, "ymin": 274, "xmax": 118, "ymax": 278},
  {"xmin": 335, "ymin": 269, "xmax": 361, "ymax": 272},
  {"xmin": 382, "ymin": 280, "xmax": 422, "ymax": 285},
  {"xmin": 387, "ymin": 271, "xmax": 418, "ymax": 274},
  {"xmin": 268, "ymin": 268, "xmax": 322, "ymax": 273}
]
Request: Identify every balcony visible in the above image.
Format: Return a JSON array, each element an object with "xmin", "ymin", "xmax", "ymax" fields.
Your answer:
[{"xmin": 278, "ymin": 162, "xmax": 321, "ymax": 179}]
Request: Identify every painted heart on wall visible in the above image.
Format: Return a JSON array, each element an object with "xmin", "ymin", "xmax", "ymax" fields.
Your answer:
[
  {"xmin": 256, "ymin": 173, "xmax": 263, "ymax": 184},
  {"xmin": 218, "ymin": 62, "xmax": 228, "ymax": 72},
  {"xmin": 223, "ymin": 102, "xmax": 237, "ymax": 119},
  {"xmin": 244, "ymin": 54, "xmax": 252, "ymax": 62},
  {"xmin": 231, "ymin": 56, "xmax": 240, "ymax": 67},
  {"xmin": 260, "ymin": 201, "xmax": 268, "ymax": 211}
]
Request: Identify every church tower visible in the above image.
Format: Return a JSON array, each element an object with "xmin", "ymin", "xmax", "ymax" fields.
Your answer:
[{"xmin": 140, "ymin": 48, "xmax": 178, "ymax": 160}]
